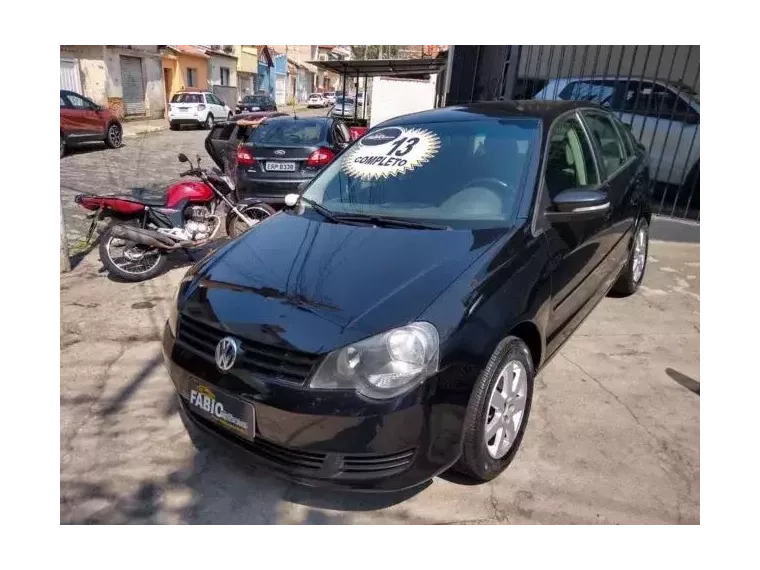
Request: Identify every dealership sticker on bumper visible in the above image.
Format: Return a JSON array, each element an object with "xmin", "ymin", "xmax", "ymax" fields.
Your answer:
[{"xmin": 185, "ymin": 380, "xmax": 256, "ymax": 440}]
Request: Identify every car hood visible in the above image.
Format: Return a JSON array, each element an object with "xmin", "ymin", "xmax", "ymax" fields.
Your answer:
[{"xmin": 181, "ymin": 213, "xmax": 505, "ymax": 355}]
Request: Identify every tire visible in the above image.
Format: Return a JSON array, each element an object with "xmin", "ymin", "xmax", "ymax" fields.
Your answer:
[
  {"xmin": 683, "ymin": 162, "xmax": 700, "ymax": 210},
  {"xmin": 225, "ymin": 202, "xmax": 276, "ymax": 238},
  {"xmin": 611, "ymin": 217, "xmax": 649, "ymax": 296},
  {"xmin": 453, "ymin": 336, "xmax": 535, "ymax": 483},
  {"xmin": 104, "ymin": 122, "xmax": 122, "ymax": 149},
  {"xmin": 98, "ymin": 224, "xmax": 167, "ymax": 282},
  {"xmin": 204, "ymin": 114, "xmax": 214, "ymax": 129},
  {"xmin": 55, "ymin": 133, "xmax": 66, "ymax": 160},
  {"xmin": 227, "ymin": 112, "xmax": 233, "ymax": 121},
  {"xmin": 170, "ymin": 121, "xmax": 179, "ymax": 131}
]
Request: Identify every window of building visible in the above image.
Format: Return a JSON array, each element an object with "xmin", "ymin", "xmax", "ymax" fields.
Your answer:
[
  {"xmin": 220, "ymin": 67, "xmax": 230, "ymax": 86},
  {"xmin": 187, "ymin": 68, "xmax": 197, "ymax": 87}
]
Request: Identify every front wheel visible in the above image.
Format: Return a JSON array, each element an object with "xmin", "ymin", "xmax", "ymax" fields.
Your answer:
[
  {"xmin": 105, "ymin": 123, "xmax": 122, "ymax": 148},
  {"xmin": 204, "ymin": 114, "xmax": 214, "ymax": 129},
  {"xmin": 227, "ymin": 112, "xmax": 233, "ymax": 121},
  {"xmin": 225, "ymin": 203, "xmax": 276, "ymax": 238},
  {"xmin": 453, "ymin": 336, "xmax": 535, "ymax": 483},
  {"xmin": 98, "ymin": 225, "xmax": 167, "ymax": 282}
]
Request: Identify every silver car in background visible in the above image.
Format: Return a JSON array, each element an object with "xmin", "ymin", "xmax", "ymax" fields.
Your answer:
[{"xmin": 331, "ymin": 96, "xmax": 357, "ymax": 119}]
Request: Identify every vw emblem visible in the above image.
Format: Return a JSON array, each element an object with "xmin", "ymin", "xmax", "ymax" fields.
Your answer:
[
  {"xmin": 215, "ymin": 337, "xmax": 238, "ymax": 372},
  {"xmin": 274, "ymin": 149, "xmax": 286, "ymax": 155}
]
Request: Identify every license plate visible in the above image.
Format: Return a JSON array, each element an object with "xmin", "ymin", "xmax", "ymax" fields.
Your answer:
[
  {"xmin": 178, "ymin": 106, "xmax": 188, "ymax": 111},
  {"xmin": 184, "ymin": 377, "xmax": 256, "ymax": 440},
  {"xmin": 265, "ymin": 161, "xmax": 296, "ymax": 172}
]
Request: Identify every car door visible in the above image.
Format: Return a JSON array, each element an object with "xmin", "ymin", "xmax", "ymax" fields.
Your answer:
[
  {"xmin": 541, "ymin": 112, "xmax": 611, "ymax": 341},
  {"xmin": 616, "ymin": 81, "xmax": 700, "ymax": 185},
  {"xmin": 580, "ymin": 110, "xmax": 639, "ymax": 262},
  {"xmin": 213, "ymin": 93, "xmax": 229, "ymax": 118},
  {"xmin": 61, "ymin": 91, "xmax": 103, "ymax": 137},
  {"xmin": 331, "ymin": 120, "xmax": 350, "ymax": 153}
]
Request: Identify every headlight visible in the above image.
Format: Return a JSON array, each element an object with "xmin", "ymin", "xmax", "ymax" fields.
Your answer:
[{"xmin": 309, "ymin": 322, "xmax": 439, "ymax": 399}]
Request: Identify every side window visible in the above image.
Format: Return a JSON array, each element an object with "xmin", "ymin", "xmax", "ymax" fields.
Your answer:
[
  {"xmin": 67, "ymin": 93, "xmax": 92, "ymax": 110},
  {"xmin": 583, "ymin": 112, "xmax": 628, "ymax": 177},
  {"xmin": 60, "ymin": 94, "xmax": 69, "ymax": 108},
  {"xmin": 544, "ymin": 116, "xmax": 599, "ymax": 199},
  {"xmin": 611, "ymin": 115, "xmax": 635, "ymax": 157},
  {"xmin": 559, "ymin": 80, "xmax": 616, "ymax": 108},
  {"xmin": 621, "ymin": 82, "xmax": 698, "ymax": 123}
]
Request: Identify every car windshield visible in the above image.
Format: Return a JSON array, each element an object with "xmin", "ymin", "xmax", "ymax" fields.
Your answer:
[
  {"xmin": 302, "ymin": 118, "xmax": 541, "ymax": 227},
  {"xmin": 172, "ymin": 93, "xmax": 202, "ymax": 103},
  {"xmin": 243, "ymin": 96, "xmax": 266, "ymax": 104},
  {"xmin": 250, "ymin": 119, "xmax": 327, "ymax": 146},
  {"xmin": 335, "ymin": 97, "xmax": 354, "ymax": 105}
]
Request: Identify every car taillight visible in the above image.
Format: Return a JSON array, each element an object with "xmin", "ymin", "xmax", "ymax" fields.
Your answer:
[
  {"xmin": 198, "ymin": 104, "xmax": 206, "ymax": 110},
  {"xmin": 236, "ymin": 148, "xmax": 256, "ymax": 166},
  {"xmin": 307, "ymin": 147, "xmax": 335, "ymax": 167}
]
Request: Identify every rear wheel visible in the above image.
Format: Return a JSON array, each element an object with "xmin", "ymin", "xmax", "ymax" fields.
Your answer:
[
  {"xmin": 105, "ymin": 122, "xmax": 122, "ymax": 148},
  {"xmin": 60, "ymin": 134, "xmax": 65, "ymax": 158},
  {"xmin": 227, "ymin": 112, "xmax": 233, "ymax": 121},
  {"xmin": 225, "ymin": 203, "xmax": 276, "ymax": 238},
  {"xmin": 170, "ymin": 121, "xmax": 179, "ymax": 131},
  {"xmin": 611, "ymin": 218, "xmax": 649, "ymax": 296},
  {"xmin": 98, "ymin": 225, "xmax": 167, "ymax": 282}
]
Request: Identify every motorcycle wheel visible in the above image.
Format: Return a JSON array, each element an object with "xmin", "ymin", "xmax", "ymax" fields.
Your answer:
[
  {"xmin": 98, "ymin": 225, "xmax": 167, "ymax": 282},
  {"xmin": 225, "ymin": 203, "xmax": 276, "ymax": 239}
]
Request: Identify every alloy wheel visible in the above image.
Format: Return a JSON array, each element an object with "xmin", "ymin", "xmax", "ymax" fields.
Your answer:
[
  {"xmin": 484, "ymin": 360, "xmax": 528, "ymax": 459},
  {"xmin": 108, "ymin": 124, "xmax": 122, "ymax": 147},
  {"xmin": 632, "ymin": 225, "xmax": 648, "ymax": 284}
]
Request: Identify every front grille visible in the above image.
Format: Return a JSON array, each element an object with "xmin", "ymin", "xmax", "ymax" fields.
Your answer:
[
  {"xmin": 341, "ymin": 449, "xmax": 416, "ymax": 476},
  {"xmin": 187, "ymin": 406, "xmax": 416, "ymax": 480},
  {"xmin": 176, "ymin": 314, "xmax": 319, "ymax": 384}
]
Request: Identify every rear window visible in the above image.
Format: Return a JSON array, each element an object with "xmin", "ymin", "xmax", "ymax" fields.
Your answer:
[
  {"xmin": 243, "ymin": 96, "xmax": 267, "ymax": 104},
  {"xmin": 172, "ymin": 93, "xmax": 203, "ymax": 103},
  {"xmin": 309, "ymin": 93, "xmax": 322, "ymax": 98},
  {"xmin": 302, "ymin": 118, "xmax": 541, "ymax": 227},
  {"xmin": 250, "ymin": 119, "xmax": 328, "ymax": 146}
]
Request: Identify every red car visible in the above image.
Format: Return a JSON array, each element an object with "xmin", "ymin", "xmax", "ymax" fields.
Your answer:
[{"xmin": 60, "ymin": 89, "xmax": 122, "ymax": 158}]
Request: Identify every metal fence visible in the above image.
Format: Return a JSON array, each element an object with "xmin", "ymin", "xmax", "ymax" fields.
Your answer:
[{"xmin": 446, "ymin": 45, "xmax": 700, "ymax": 221}]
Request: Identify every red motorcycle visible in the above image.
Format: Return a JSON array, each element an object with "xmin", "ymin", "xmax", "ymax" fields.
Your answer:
[{"xmin": 75, "ymin": 153, "xmax": 275, "ymax": 282}]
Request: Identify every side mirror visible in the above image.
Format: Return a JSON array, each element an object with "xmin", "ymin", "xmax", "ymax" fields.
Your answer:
[
  {"xmin": 178, "ymin": 153, "xmax": 189, "ymax": 163},
  {"xmin": 545, "ymin": 189, "xmax": 610, "ymax": 223}
]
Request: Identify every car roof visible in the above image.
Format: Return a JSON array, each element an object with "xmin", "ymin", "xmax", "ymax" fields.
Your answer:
[
  {"xmin": 263, "ymin": 115, "xmax": 333, "ymax": 124},
  {"xmin": 380, "ymin": 100, "xmax": 603, "ymax": 127}
]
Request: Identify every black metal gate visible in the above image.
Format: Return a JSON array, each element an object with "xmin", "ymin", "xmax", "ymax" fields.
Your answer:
[{"xmin": 445, "ymin": 45, "xmax": 700, "ymax": 221}]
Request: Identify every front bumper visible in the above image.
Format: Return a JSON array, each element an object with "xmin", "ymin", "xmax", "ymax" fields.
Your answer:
[{"xmin": 163, "ymin": 323, "xmax": 467, "ymax": 491}]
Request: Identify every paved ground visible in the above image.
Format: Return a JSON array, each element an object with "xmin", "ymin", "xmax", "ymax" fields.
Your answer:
[{"xmin": 60, "ymin": 237, "xmax": 699, "ymax": 524}]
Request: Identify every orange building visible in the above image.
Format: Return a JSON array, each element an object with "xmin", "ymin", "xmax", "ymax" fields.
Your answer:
[{"xmin": 161, "ymin": 45, "xmax": 210, "ymax": 104}]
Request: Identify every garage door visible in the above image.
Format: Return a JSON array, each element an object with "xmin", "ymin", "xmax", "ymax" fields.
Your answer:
[
  {"xmin": 120, "ymin": 56, "xmax": 145, "ymax": 116},
  {"xmin": 60, "ymin": 58, "xmax": 82, "ymax": 94}
]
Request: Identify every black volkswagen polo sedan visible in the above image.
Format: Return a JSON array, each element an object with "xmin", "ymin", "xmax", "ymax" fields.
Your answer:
[{"xmin": 163, "ymin": 101, "xmax": 652, "ymax": 491}]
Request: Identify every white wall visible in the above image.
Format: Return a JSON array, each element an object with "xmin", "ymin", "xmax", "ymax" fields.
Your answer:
[
  {"xmin": 368, "ymin": 75, "xmax": 438, "ymax": 128},
  {"xmin": 208, "ymin": 55, "xmax": 238, "ymax": 88},
  {"xmin": 60, "ymin": 46, "xmax": 107, "ymax": 104}
]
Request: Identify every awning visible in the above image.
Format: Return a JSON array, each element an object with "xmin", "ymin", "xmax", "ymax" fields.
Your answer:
[{"xmin": 307, "ymin": 58, "xmax": 447, "ymax": 78}]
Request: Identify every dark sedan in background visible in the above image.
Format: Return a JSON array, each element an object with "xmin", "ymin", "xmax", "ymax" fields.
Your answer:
[
  {"xmin": 164, "ymin": 101, "xmax": 652, "ymax": 491},
  {"xmin": 237, "ymin": 94, "xmax": 278, "ymax": 114},
  {"xmin": 233, "ymin": 115, "xmax": 351, "ymax": 205}
]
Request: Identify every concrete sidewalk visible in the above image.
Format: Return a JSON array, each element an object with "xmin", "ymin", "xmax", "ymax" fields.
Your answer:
[
  {"xmin": 122, "ymin": 119, "xmax": 168, "ymax": 138},
  {"xmin": 60, "ymin": 240, "xmax": 699, "ymax": 524}
]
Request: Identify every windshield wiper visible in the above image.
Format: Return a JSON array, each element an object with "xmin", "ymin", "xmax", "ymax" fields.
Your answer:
[
  {"xmin": 331, "ymin": 213, "xmax": 450, "ymax": 230},
  {"xmin": 290, "ymin": 195, "xmax": 339, "ymax": 223}
]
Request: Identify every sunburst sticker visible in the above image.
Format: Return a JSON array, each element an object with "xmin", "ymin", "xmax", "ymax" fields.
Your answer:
[{"xmin": 342, "ymin": 127, "xmax": 441, "ymax": 180}]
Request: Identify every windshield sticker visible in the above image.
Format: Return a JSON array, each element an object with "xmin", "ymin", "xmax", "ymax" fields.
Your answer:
[{"xmin": 342, "ymin": 127, "xmax": 441, "ymax": 179}]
